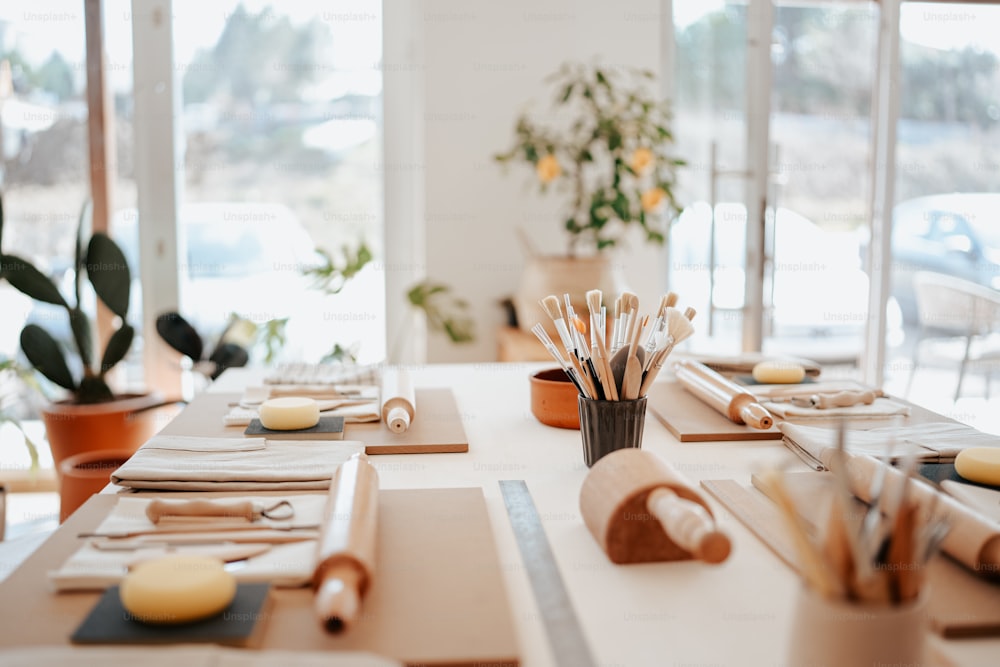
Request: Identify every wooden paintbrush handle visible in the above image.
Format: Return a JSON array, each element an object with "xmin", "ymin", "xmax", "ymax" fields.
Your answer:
[{"xmin": 675, "ymin": 360, "xmax": 773, "ymax": 429}]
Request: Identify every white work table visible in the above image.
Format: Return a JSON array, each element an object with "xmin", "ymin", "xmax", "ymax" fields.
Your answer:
[{"xmin": 0, "ymin": 362, "xmax": 996, "ymax": 666}]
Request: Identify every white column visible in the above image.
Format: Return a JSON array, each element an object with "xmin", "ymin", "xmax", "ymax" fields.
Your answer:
[
  {"xmin": 742, "ymin": 0, "xmax": 773, "ymax": 353},
  {"xmin": 131, "ymin": 0, "xmax": 184, "ymax": 396},
  {"xmin": 863, "ymin": 0, "xmax": 902, "ymax": 387},
  {"xmin": 382, "ymin": 0, "xmax": 427, "ymax": 364}
]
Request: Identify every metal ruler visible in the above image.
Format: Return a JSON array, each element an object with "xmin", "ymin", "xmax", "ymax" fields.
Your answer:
[{"xmin": 499, "ymin": 480, "xmax": 596, "ymax": 667}]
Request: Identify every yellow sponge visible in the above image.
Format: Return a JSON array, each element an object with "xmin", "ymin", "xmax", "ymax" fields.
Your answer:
[
  {"xmin": 258, "ymin": 396, "xmax": 320, "ymax": 430},
  {"xmin": 752, "ymin": 360, "xmax": 806, "ymax": 384},
  {"xmin": 120, "ymin": 555, "xmax": 236, "ymax": 625},
  {"xmin": 954, "ymin": 447, "xmax": 1000, "ymax": 487}
]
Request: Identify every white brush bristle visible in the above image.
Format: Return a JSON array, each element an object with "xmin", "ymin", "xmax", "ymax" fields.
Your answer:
[
  {"xmin": 586, "ymin": 289, "xmax": 603, "ymax": 314},
  {"xmin": 539, "ymin": 295, "xmax": 563, "ymax": 321},
  {"xmin": 665, "ymin": 307, "xmax": 695, "ymax": 344}
]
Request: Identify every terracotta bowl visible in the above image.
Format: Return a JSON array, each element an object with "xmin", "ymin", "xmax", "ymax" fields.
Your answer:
[
  {"xmin": 58, "ymin": 449, "xmax": 135, "ymax": 522},
  {"xmin": 530, "ymin": 368, "xmax": 581, "ymax": 430}
]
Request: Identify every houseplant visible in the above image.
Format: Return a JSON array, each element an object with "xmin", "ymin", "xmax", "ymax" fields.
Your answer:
[
  {"xmin": 0, "ymin": 195, "xmax": 161, "ymax": 511},
  {"xmin": 495, "ymin": 62, "xmax": 684, "ymax": 329}
]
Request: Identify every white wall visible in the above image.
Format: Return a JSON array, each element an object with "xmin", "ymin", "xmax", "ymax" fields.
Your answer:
[{"xmin": 414, "ymin": 0, "xmax": 668, "ymax": 362}]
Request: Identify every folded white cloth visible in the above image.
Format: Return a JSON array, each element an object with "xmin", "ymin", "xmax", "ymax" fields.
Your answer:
[
  {"xmin": 49, "ymin": 495, "xmax": 328, "ymax": 590},
  {"xmin": 265, "ymin": 362, "xmax": 381, "ymax": 386},
  {"xmin": 779, "ymin": 421, "xmax": 1000, "ymax": 470},
  {"xmin": 111, "ymin": 435, "xmax": 365, "ymax": 491},
  {"xmin": 763, "ymin": 397, "xmax": 911, "ymax": 420}
]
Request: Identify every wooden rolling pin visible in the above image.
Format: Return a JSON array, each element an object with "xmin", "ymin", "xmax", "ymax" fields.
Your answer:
[
  {"xmin": 823, "ymin": 450, "xmax": 1000, "ymax": 579},
  {"xmin": 313, "ymin": 452, "xmax": 380, "ymax": 632},
  {"xmin": 674, "ymin": 359, "xmax": 773, "ymax": 430},
  {"xmin": 580, "ymin": 448, "xmax": 731, "ymax": 564},
  {"xmin": 381, "ymin": 367, "xmax": 415, "ymax": 433}
]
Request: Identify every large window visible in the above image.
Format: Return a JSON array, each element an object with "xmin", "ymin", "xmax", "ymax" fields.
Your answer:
[
  {"xmin": 168, "ymin": 1, "xmax": 385, "ymax": 364},
  {"xmin": 884, "ymin": 3, "xmax": 1000, "ymax": 423},
  {"xmin": 670, "ymin": 2, "xmax": 879, "ymax": 364},
  {"xmin": 0, "ymin": 0, "xmax": 386, "ymax": 404}
]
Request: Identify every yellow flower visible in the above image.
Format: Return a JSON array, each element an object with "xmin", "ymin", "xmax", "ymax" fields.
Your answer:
[
  {"xmin": 536, "ymin": 154, "xmax": 561, "ymax": 184},
  {"xmin": 641, "ymin": 187, "xmax": 666, "ymax": 213},
  {"xmin": 630, "ymin": 147, "xmax": 655, "ymax": 175}
]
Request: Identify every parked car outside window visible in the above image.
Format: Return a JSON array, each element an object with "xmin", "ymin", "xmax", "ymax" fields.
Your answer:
[{"xmin": 888, "ymin": 193, "xmax": 1000, "ymax": 323}]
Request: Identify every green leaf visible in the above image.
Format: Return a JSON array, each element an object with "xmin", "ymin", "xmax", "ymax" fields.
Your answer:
[
  {"xmin": 69, "ymin": 307, "xmax": 93, "ymax": 370},
  {"xmin": 20, "ymin": 324, "xmax": 77, "ymax": 391},
  {"xmin": 100, "ymin": 323, "xmax": 134, "ymax": 375},
  {"xmin": 86, "ymin": 233, "xmax": 131, "ymax": 318},
  {"xmin": 559, "ymin": 82, "xmax": 574, "ymax": 103},
  {"xmin": 0, "ymin": 193, "xmax": 5, "ymax": 251},
  {"xmin": 1, "ymin": 254, "xmax": 68, "ymax": 307},
  {"xmin": 75, "ymin": 201, "xmax": 92, "ymax": 304}
]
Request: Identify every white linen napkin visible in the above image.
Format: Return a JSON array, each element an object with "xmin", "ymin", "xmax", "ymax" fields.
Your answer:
[
  {"xmin": 111, "ymin": 435, "xmax": 365, "ymax": 491},
  {"xmin": 762, "ymin": 397, "xmax": 911, "ymax": 420},
  {"xmin": 49, "ymin": 495, "xmax": 327, "ymax": 591}
]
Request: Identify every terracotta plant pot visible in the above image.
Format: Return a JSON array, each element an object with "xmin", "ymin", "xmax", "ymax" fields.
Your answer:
[
  {"xmin": 41, "ymin": 392, "xmax": 164, "ymax": 476},
  {"xmin": 58, "ymin": 449, "xmax": 135, "ymax": 522},
  {"xmin": 513, "ymin": 255, "xmax": 627, "ymax": 335},
  {"xmin": 530, "ymin": 368, "xmax": 581, "ymax": 429}
]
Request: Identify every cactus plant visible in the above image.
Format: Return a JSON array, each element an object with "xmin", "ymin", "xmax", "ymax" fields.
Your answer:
[{"xmin": 0, "ymin": 194, "xmax": 134, "ymax": 404}]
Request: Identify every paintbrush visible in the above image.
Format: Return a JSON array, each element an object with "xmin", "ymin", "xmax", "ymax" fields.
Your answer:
[
  {"xmin": 540, "ymin": 295, "xmax": 577, "ymax": 359},
  {"xmin": 587, "ymin": 289, "xmax": 618, "ymax": 401},
  {"xmin": 621, "ymin": 314, "xmax": 647, "ymax": 400},
  {"xmin": 538, "ymin": 294, "xmax": 598, "ymax": 398},
  {"xmin": 638, "ymin": 307, "xmax": 695, "ymax": 396},
  {"xmin": 758, "ymin": 470, "xmax": 843, "ymax": 599},
  {"xmin": 574, "ymin": 317, "xmax": 604, "ymax": 400},
  {"xmin": 530, "ymin": 324, "xmax": 590, "ymax": 397}
]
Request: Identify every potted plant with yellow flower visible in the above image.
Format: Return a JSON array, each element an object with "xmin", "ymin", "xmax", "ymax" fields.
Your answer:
[{"xmin": 495, "ymin": 62, "xmax": 684, "ymax": 331}]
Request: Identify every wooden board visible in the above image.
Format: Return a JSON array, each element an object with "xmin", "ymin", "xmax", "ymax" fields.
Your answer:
[
  {"xmin": 0, "ymin": 488, "xmax": 519, "ymax": 667},
  {"xmin": 647, "ymin": 381, "xmax": 783, "ymax": 442},
  {"xmin": 648, "ymin": 380, "xmax": 962, "ymax": 443},
  {"xmin": 161, "ymin": 389, "xmax": 468, "ymax": 454}
]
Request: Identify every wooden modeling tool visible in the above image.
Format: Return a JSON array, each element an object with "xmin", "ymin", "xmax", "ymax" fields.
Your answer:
[
  {"xmin": 580, "ymin": 448, "xmax": 731, "ymax": 564},
  {"xmin": 674, "ymin": 359, "xmax": 773, "ymax": 430},
  {"xmin": 621, "ymin": 314, "xmax": 647, "ymax": 400},
  {"xmin": 313, "ymin": 452, "xmax": 379, "ymax": 632}
]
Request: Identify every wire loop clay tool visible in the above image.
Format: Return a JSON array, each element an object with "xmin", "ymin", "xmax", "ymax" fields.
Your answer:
[
  {"xmin": 580, "ymin": 448, "xmax": 731, "ymax": 564},
  {"xmin": 145, "ymin": 499, "xmax": 295, "ymax": 524}
]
